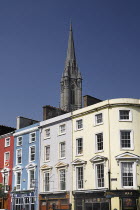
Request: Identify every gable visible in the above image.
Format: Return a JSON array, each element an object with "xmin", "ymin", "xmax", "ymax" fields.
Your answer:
[
  {"xmin": 115, "ymin": 152, "xmax": 140, "ymax": 160},
  {"xmin": 40, "ymin": 164, "xmax": 52, "ymax": 170},
  {"xmin": 55, "ymin": 162, "xmax": 69, "ymax": 168},
  {"xmin": 90, "ymin": 155, "xmax": 107, "ymax": 163},
  {"xmin": 72, "ymin": 158, "xmax": 87, "ymax": 165}
]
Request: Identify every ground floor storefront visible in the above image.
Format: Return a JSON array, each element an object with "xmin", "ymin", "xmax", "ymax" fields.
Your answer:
[
  {"xmin": 73, "ymin": 190, "xmax": 140, "ymax": 210},
  {"xmin": 39, "ymin": 192, "xmax": 71, "ymax": 210},
  {"xmin": 0, "ymin": 193, "xmax": 11, "ymax": 210},
  {"xmin": 11, "ymin": 190, "xmax": 37, "ymax": 210},
  {"xmin": 73, "ymin": 191, "xmax": 110, "ymax": 210}
]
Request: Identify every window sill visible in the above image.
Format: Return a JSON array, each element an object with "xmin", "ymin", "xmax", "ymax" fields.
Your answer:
[
  {"xmin": 95, "ymin": 150, "xmax": 104, "ymax": 154},
  {"xmin": 58, "ymin": 133, "xmax": 66, "ymax": 136},
  {"xmin": 75, "ymin": 128, "xmax": 83, "ymax": 132},
  {"xmin": 120, "ymin": 148, "xmax": 134, "ymax": 151},
  {"xmin": 59, "ymin": 157, "xmax": 66, "ymax": 160},
  {"xmin": 75, "ymin": 154, "xmax": 83, "ymax": 157},
  {"xmin": 94, "ymin": 122, "xmax": 103, "ymax": 127},
  {"xmin": 119, "ymin": 120, "xmax": 132, "ymax": 122},
  {"xmin": 44, "ymin": 160, "xmax": 50, "ymax": 163},
  {"xmin": 44, "ymin": 137, "xmax": 51, "ymax": 140}
]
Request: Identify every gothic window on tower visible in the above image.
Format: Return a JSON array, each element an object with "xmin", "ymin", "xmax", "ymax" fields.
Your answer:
[{"xmin": 71, "ymin": 84, "xmax": 75, "ymax": 105}]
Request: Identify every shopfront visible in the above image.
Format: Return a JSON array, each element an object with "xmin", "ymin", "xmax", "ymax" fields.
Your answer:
[
  {"xmin": 11, "ymin": 191, "xmax": 36, "ymax": 210},
  {"xmin": 39, "ymin": 192, "xmax": 71, "ymax": 210},
  {"xmin": 73, "ymin": 191, "xmax": 110, "ymax": 210}
]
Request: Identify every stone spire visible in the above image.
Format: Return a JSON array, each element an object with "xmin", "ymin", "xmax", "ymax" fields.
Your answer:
[
  {"xmin": 60, "ymin": 24, "xmax": 82, "ymax": 112},
  {"xmin": 65, "ymin": 23, "xmax": 76, "ymax": 65}
]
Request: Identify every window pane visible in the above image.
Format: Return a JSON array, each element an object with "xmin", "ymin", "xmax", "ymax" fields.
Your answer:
[
  {"xmin": 60, "ymin": 169, "xmax": 66, "ymax": 190},
  {"xmin": 122, "ymin": 163, "xmax": 133, "ymax": 186},
  {"xmin": 44, "ymin": 172, "xmax": 49, "ymax": 191},
  {"xmin": 30, "ymin": 170, "xmax": 35, "ymax": 188},
  {"xmin": 96, "ymin": 133, "xmax": 103, "ymax": 151},
  {"xmin": 96, "ymin": 114, "xmax": 103, "ymax": 124},
  {"xmin": 45, "ymin": 146, "xmax": 50, "ymax": 161},
  {"xmin": 77, "ymin": 120, "xmax": 83, "ymax": 129},
  {"xmin": 60, "ymin": 142, "xmax": 65, "ymax": 158},
  {"xmin": 121, "ymin": 131, "xmax": 131, "ymax": 148},
  {"xmin": 77, "ymin": 167, "xmax": 83, "ymax": 189},
  {"xmin": 120, "ymin": 110, "xmax": 130, "ymax": 120},
  {"xmin": 97, "ymin": 164, "xmax": 104, "ymax": 188},
  {"xmin": 77, "ymin": 138, "xmax": 83, "ymax": 154}
]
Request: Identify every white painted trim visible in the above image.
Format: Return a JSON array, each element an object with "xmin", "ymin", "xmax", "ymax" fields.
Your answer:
[
  {"xmin": 94, "ymin": 112, "xmax": 103, "ymax": 126},
  {"xmin": 118, "ymin": 108, "xmax": 132, "ymax": 122},
  {"xmin": 76, "ymin": 137, "xmax": 83, "ymax": 156},
  {"xmin": 76, "ymin": 166, "xmax": 84, "ymax": 190},
  {"xmin": 17, "ymin": 136, "xmax": 23, "ymax": 146},
  {"xmin": 29, "ymin": 132, "xmax": 36, "ymax": 143},
  {"xmin": 13, "ymin": 126, "xmax": 39, "ymax": 137},
  {"xmin": 59, "ymin": 141, "xmax": 66, "ymax": 159},
  {"xmin": 16, "ymin": 148, "xmax": 22, "ymax": 165},
  {"xmin": 27, "ymin": 168, "xmax": 35, "ymax": 190},
  {"xmin": 94, "ymin": 162, "xmax": 105, "ymax": 189},
  {"xmin": 119, "ymin": 129, "xmax": 134, "ymax": 150},
  {"xmin": 119, "ymin": 161, "xmax": 137, "ymax": 189},
  {"xmin": 95, "ymin": 132, "xmax": 104, "ymax": 153},
  {"xmin": 76, "ymin": 118, "xmax": 83, "ymax": 131},
  {"xmin": 4, "ymin": 151, "xmax": 10, "ymax": 166},
  {"xmin": 58, "ymin": 124, "xmax": 66, "ymax": 136},
  {"xmin": 58, "ymin": 168, "xmax": 66, "ymax": 191},
  {"xmin": 5, "ymin": 137, "xmax": 10, "ymax": 147},
  {"xmin": 29, "ymin": 145, "xmax": 36, "ymax": 162},
  {"xmin": 44, "ymin": 145, "xmax": 50, "ymax": 162}
]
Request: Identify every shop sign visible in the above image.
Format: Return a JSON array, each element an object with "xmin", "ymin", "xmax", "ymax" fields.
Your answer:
[
  {"xmin": 85, "ymin": 198, "xmax": 109, "ymax": 203},
  {"xmin": 104, "ymin": 192, "xmax": 116, "ymax": 198}
]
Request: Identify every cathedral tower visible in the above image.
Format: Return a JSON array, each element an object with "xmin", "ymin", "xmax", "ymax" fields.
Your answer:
[{"xmin": 60, "ymin": 24, "xmax": 82, "ymax": 112}]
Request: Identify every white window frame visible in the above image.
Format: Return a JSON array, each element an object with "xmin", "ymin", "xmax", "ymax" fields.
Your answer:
[
  {"xmin": 44, "ymin": 145, "xmax": 50, "ymax": 161},
  {"xmin": 120, "ymin": 130, "xmax": 134, "ymax": 150},
  {"xmin": 44, "ymin": 171, "xmax": 50, "ymax": 192},
  {"xmin": 76, "ymin": 166, "xmax": 84, "ymax": 190},
  {"xmin": 120, "ymin": 161, "xmax": 136, "ymax": 189},
  {"xmin": 44, "ymin": 128, "xmax": 50, "ymax": 139},
  {"xmin": 76, "ymin": 119, "xmax": 83, "ymax": 130},
  {"xmin": 95, "ymin": 132, "xmax": 104, "ymax": 153},
  {"xmin": 29, "ymin": 132, "xmax": 36, "ymax": 143},
  {"xmin": 76, "ymin": 138, "xmax": 83, "ymax": 155},
  {"xmin": 3, "ymin": 173, "xmax": 9, "ymax": 192},
  {"xmin": 59, "ymin": 168, "xmax": 66, "ymax": 191},
  {"xmin": 29, "ymin": 146, "xmax": 36, "ymax": 162},
  {"xmin": 5, "ymin": 137, "xmax": 10, "ymax": 147},
  {"xmin": 4, "ymin": 152, "xmax": 10, "ymax": 163},
  {"xmin": 15, "ymin": 171, "xmax": 21, "ymax": 191},
  {"xmin": 95, "ymin": 162, "xmax": 105, "ymax": 189},
  {"xmin": 119, "ymin": 109, "xmax": 132, "ymax": 122},
  {"xmin": 17, "ymin": 136, "xmax": 22, "ymax": 146},
  {"xmin": 59, "ymin": 142, "xmax": 66, "ymax": 159},
  {"xmin": 16, "ymin": 149, "xmax": 22, "ymax": 164},
  {"xmin": 28, "ymin": 169, "xmax": 35, "ymax": 190},
  {"xmin": 94, "ymin": 113, "xmax": 103, "ymax": 126},
  {"xmin": 59, "ymin": 124, "xmax": 66, "ymax": 135}
]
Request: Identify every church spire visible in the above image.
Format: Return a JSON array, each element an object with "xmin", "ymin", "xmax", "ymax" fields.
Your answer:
[
  {"xmin": 60, "ymin": 24, "xmax": 82, "ymax": 112},
  {"xmin": 65, "ymin": 23, "xmax": 76, "ymax": 66}
]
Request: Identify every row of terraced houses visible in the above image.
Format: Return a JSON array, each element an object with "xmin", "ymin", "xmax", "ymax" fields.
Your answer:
[{"xmin": 0, "ymin": 25, "xmax": 140, "ymax": 210}]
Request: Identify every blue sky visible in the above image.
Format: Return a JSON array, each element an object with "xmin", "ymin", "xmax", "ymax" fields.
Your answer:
[{"xmin": 0, "ymin": 0, "xmax": 140, "ymax": 127}]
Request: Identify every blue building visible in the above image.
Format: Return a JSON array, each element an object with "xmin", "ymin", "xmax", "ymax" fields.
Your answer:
[{"xmin": 11, "ymin": 118, "xmax": 39, "ymax": 210}]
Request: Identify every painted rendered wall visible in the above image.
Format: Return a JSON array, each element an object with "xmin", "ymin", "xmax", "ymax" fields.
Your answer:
[
  {"xmin": 72, "ymin": 98, "xmax": 140, "ymax": 192},
  {"xmin": 12, "ymin": 123, "xmax": 39, "ymax": 200},
  {"xmin": 39, "ymin": 113, "xmax": 72, "ymax": 196}
]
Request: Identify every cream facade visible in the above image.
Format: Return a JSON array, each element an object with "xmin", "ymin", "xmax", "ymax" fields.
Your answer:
[{"xmin": 72, "ymin": 98, "xmax": 140, "ymax": 210}]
